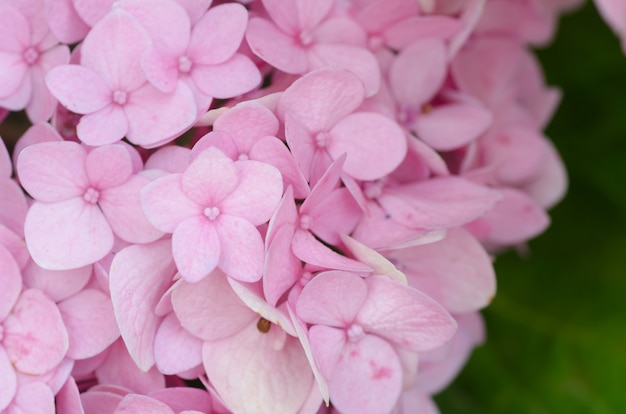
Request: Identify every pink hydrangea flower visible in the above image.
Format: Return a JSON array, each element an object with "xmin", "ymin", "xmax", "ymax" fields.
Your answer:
[
  {"xmin": 296, "ymin": 271, "xmax": 457, "ymax": 414},
  {"xmin": 246, "ymin": 0, "xmax": 381, "ymax": 94},
  {"xmin": 141, "ymin": 147, "xmax": 283, "ymax": 283},
  {"xmin": 0, "ymin": 2, "xmax": 70, "ymax": 122},
  {"xmin": 45, "ymin": 9, "xmax": 196, "ymax": 147},
  {"xmin": 17, "ymin": 141, "xmax": 162, "ymax": 269}
]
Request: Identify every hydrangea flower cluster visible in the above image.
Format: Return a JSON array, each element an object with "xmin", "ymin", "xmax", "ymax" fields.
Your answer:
[{"xmin": 0, "ymin": 0, "xmax": 589, "ymax": 413}]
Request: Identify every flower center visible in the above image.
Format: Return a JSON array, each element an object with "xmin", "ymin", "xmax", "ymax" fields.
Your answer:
[
  {"xmin": 204, "ymin": 206, "xmax": 220, "ymax": 220},
  {"xmin": 22, "ymin": 46, "xmax": 39, "ymax": 65},
  {"xmin": 315, "ymin": 131, "xmax": 331, "ymax": 148},
  {"xmin": 178, "ymin": 55, "xmax": 192, "ymax": 73},
  {"xmin": 299, "ymin": 214, "xmax": 313, "ymax": 230},
  {"xmin": 257, "ymin": 317, "xmax": 271, "ymax": 333},
  {"xmin": 299, "ymin": 30, "xmax": 314, "ymax": 46},
  {"xmin": 83, "ymin": 187, "xmax": 100, "ymax": 204},
  {"xmin": 347, "ymin": 323, "xmax": 365, "ymax": 342},
  {"xmin": 238, "ymin": 153, "xmax": 249, "ymax": 161},
  {"xmin": 0, "ymin": 325, "xmax": 4, "ymax": 341},
  {"xmin": 112, "ymin": 90, "xmax": 128, "ymax": 105}
]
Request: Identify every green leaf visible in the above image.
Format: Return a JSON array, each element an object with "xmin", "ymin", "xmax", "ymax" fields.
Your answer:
[{"xmin": 436, "ymin": 3, "xmax": 626, "ymax": 412}]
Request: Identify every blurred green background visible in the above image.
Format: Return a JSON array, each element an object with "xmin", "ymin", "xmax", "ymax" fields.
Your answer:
[{"xmin": 436, "ymin": 2, "xmax": 626, "ymax": 413}]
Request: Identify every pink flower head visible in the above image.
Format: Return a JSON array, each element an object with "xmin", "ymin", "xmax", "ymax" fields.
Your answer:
[
  {"xmin": 0, "ymin": 247, "xmax": 69, "ymax": 410},
  {"xmin": 17, "ymin": 141, "xmax": 162, "ymax": 269},
  {"xmin": 0, "ymin": 3, "xmax": 70, "ymax": 122},
  {"xmin": 296, "ymin": 271, "xmax": 456, "ymax": 414},
  {"xmin": 117, "ymin": 0, "xmax": 261, "ymax": 112},
  {"xmin": 45, "ymin": 9, "xmax": 196, "ymax": 147},
  {"xmin": 173, "ymin": 270, "xmax": 316, "ymax": 413},
  {"xmin": 141, "ymin": 147, "xmax": 283, "ymax": 283},
  {"xmin": 277, "ymin": 68, "xmax": 408, "ymax": 184},
  {"xmin": 246, "ymin": 0, "xmax": 381, "ymax": 95}
]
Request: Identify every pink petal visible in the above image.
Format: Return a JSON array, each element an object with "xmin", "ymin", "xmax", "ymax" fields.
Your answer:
[
  {"xmin": 0, "ymin": 245, "xmax": 22, "ymax": 321},
  {"xmin": 17, "ymin": 141, "xmax": 88, "ymax": 202},
  {"xmin": 96, "ymin": 339, "xmax": 165, "ymax": 394},
  {"xmin": 299, "ymin": 153, "xmax": 345, "ymax": 214},
  {"xmin": 45, "ymin": 65, "xmax": 110, "ymax": 114},
  {"xmin": 22, "ymin": 262, "xmax": 91, "ymax": 303},
  {"xmin": 172, "ymin": 271, "xmax": 257, "ymax": 342},
  {"xmin": 249, "ymin": 136, "xmax": 310, "ymax": 200},
  {"xmin": 521, "ymin": 140, "xmax": 567, "ymax": 209},
  {"xmin": 3, "ymin": 289, "xmax": 69, "ymax": 374},
  {"xmin": 182, "ymin": 147, "xmax": 237, "ymax": 206},
  {"xmin": 387, "ymin": 227, "xmax": 496, "ymax": 313},
  {"xmin": 309, "ymin": 43, "xmax": 381, "ymax": 96},
  {"xmin": 85, "ymin": 145, "xmax": 133, "ymax": 189},
  {"xmin": 0, "ymin": 140, "xmax": 10, "ymax": 178},
  {"xmin": 115, "ymin": 0, "xmax": 189, "ymax": 54},
  {"xmin": 24, "ymin": 200, "xmax": 114, "ymax": 269},
  {"xmin": 264, "ymin": 224, "xmax": 301, "ymax": 306},
  {"xmin": 141, "ymin": 46, "xmax": 178, "ymax": 93},
  {"xmin": 4, "ymin": 382, "xmax": 55, "ymax": 414},
  {"xmin": 109, "ymin": 240, "xmax": 176, "ymax": 371},
  {"xmin": 148, "ymin": 388, "xmax": 213, "ymax": 413},
  {"xmin": 469, "ymin": 188, "xmax": 550, "ymax": 245},
  {"xmin": 297, "ymin": 270, "xmax": 367, "ymax": 327},
  {"xmin": 228, "ymin": 280, "xmax": 297, "ymax": 336},
  {"xmin": 44, "ymin": 0, "xmax": 90, "ymax": 44},
  {"xmin": 277, "ymin": 68, "xmax": 365, "ymax": 132},
  {"xmin": 76, "ymin": 104, "xmax": 129, "ymax": 146},
  {"xmin": 202, "ymin": 322, "xmax": 314, "ymax": 414},
  {"xmin": 124, "ymin": 82, "xmax": 196, "ymax": 148},
  {"xmin": 81, "ymin": 390, "xmax": 123, "ymax": 414},
  {"xmin": 358, "ymin": 275, "xmax": 457, "ymax": 352},
  {"xmin": 99, "ymin": 175, "xmax": 164, "ymax": 244},
  {"xmin": 245, "ymin": 18, "xmax": 309, "ymax": 74},
  {"xmin": 80, "ymin": 9, "xmax": 151, "ymax": 91},
  {"xmin": 482, "ymin": 125, "xmax": 549, "ymax": 185},
  {"xmin": 27, "ymin": 59, "xmax": 67, "ymax": 123},
  {"xmin": 386, "ymin": 16, "xmax": 462, "ymax": 50},
  {"xmin": 58, "ymin": 289, "xmax": 120, "ymax": 359},
  {"xmin": 0, "ymin": 225, "xmax": 29, "ymax": 269},
  {"xmin": 292, "ymin": 229, "xmax": 372, "ymax": 273},
  {"xmin": 188, "ymin": 3, "xmax": 248, "ymax": 65},
  {"xmin": 215, "ymin": 215, "xmax": 265, "ymax": 282},
  {"xmin": 73, "ymin": 0, "xmax": 115, "ymax": 26},
  {"xmin": 262, "ymin": 0, "xmax": 334, "ymax": 34},
  {"xmin": 55, "ymin": 377, "xmax": 84, "ymax": 414},
  {"xmin": 141, "ymin": 173, "xmax": 202, "ymax": 233},
  {"xmin": 415, "ymin": 102, "xmax": 493, "ymax": 151},
  {"xmin": 340, "ymin": 234, "xmax": 407, "ymax": 283},
  {"xmin": 153, "ymin": 313, "xmax": 203, "ymax": 375},
  {"xmin": 191, "ymin": 54, "xmax": 261, "ymax": 99},
  {"xmin": 173, "ymin": 216, "xmax": 220, "ymax": 282},
  {"xmin": 221, "ymin": 159, "xmax": 283, "ymax": 225},
  {"xmin": 0, "ymin": 347, "xmax": 17, "ymax": 410},
  {"xmin": 382, "ymin": 177, "xmax": 502, "ymax": 229},
  {"xmin": 213, "ymin": 102, "xmax": 279, "ymax": 148},
  {"xmin": 115, "ymin": 394, "xmax": 174, "ymax": 414},
  {"xmin": 356, "ymin": 0, "xmax": 419, "ymax": 33},
  {"xmin": 144, "ymin": 145, "xmax": 191, "ymax": 173},
  {"xmin": 191, "ymin": 130, "xmax": 239, "ymax": 161},
  {"xmin": 328, "ymin": 112, "xmax": 407, "ymax": 180},
  {"xmin": 390, "ymin": 38, "xmax": 447, "ymax": 107},
  {"xmin": 327, "ymin": 334, "xmax": 403, "ymax": 414},
  {"xmin": 283, "ymin": 113, "xmax": 316, "ymax": 182}
]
